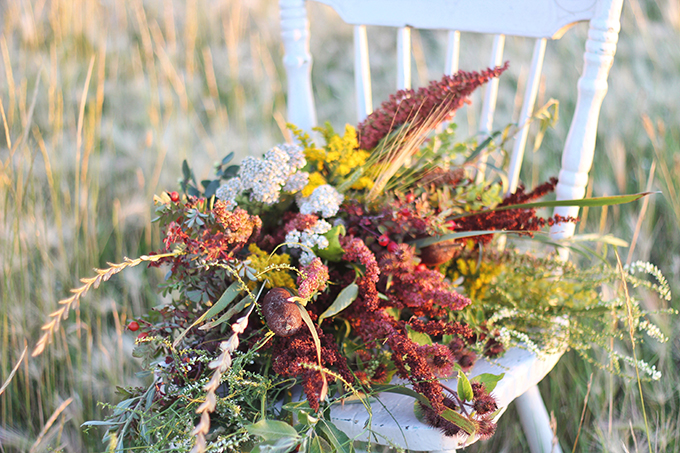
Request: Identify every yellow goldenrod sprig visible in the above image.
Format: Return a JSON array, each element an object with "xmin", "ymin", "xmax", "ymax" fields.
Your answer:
[{"xmin": 32, "ymin": 251, "xmax": 182, "ymax": 357}]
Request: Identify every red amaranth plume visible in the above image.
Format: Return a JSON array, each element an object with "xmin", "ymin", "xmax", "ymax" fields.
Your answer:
[{"xmin": 357, "ymin": 63, "xmax": 509, "ymax": 150}]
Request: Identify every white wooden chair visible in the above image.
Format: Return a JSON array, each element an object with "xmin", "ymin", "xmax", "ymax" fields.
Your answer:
[{"xmin": 279, "ymin": 0, "xmax": 624, "ymax": 451}]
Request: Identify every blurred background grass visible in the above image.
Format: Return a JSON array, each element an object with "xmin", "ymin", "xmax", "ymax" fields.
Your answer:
[{"xmin": 0, "ymin": 0, "xmax": 678, "ymax": 451}]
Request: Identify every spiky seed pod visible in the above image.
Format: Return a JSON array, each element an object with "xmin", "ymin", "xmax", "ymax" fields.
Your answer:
[
  {"xmin": 419, "ymin": 241, "xmax": 461, "ymax": 266},
  {"xmin": 261, "ymin": 287, "xmax": 302, "ymax": 337}
]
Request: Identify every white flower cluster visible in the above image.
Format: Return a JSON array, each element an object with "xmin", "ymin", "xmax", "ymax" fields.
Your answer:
[
  {"xmin": 616, "ymin": 352, "xmax": 662, "ymax": 380},
  {"xmin": 625, "ymin": 260, "xmax": 672, "ymax": 301},
  {"xmin": 215, "ymin": 144, "xmax": 308, "ymax": 208},
  {"xmin": 285, "ymin": 219, "xmax": 332, "ymax": 266},
  {"xmin": 298, "ymin": 184, "xmax": 344, "ymax": 218},
  {"xmin": 637, "ymin": 319, "xmax": 668, "ymax": 343},
  {"xmin": 497, "ymin": 327, "xmax": 544, "ymax": 357},
  {"xmin": 215, "ymin": 177, "xmax": 241, "ymax": 210}
]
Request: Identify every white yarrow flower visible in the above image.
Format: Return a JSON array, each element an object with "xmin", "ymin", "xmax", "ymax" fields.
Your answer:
[
  {"xmin": 283, "ymin": 172, "xmax": 309, "ymax": 193},
  {"xmin": 298, "ymin": 184, "xmax": 344, "ymax": 218}
]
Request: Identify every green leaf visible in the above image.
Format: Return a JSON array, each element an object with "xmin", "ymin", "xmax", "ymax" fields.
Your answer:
[
  {"xmin": 173, "ymin": 281, "xmax": 243, "ymax": 347},
  {"xmin": 81, "ymin": 420, "xmax": 125, "ymax": 427},
  {"xmin": 410, "ymin": 230, "xmax": 511, "ymax": 249},
  {"xmin": 563, "ymin": 233, "xmax": 629, "ymax": 247},
  {"xmin": 296, "ymin": 303, "xmax": 323, "ymax": 368},
  {"xmin": 411, "ymin": 229, "xmax": 633, "ymax": 250},
  {"xmin": 464, "ymin": 131, "xmax": 501, "ymax": 164},
  {"xmin": 374, "ymin": 385, "xmax": 476, "ymax": 435},
  {"xmin": 406, "ymin": 325, "xmax": 432, "ymax": 345},
  {"xmin": 470, "ymin": 372, "xmax": 505, "ymax": 394},
  {"xmin": 282, "ymin": 400, "xmax": 312, "ymax": 413},
  {"xmin": 413, "ymin": 400, "xmax": 427, "ymax": 424},
  {"xmin": 200, "ymin": 284, "xmax": 263, "ymax": 331},
  {"xmin": 440, "ymin": 407, "xmax": 477, "ymax": 435},
  {"xmin": 317, "ymin": 420, "xmax": 354, "ymax": 453},
  {"xmin": 222, "ymin": 151, "xmax": 235, "ymax": 165},
  {"xmin": 371, "ymin": 384, "xmax": 431, "ymax": 406},
  {"xmin": 457, "ymin": 371, "xmax": 474, "ymax": 402},
  {"xmin": 318, "ymin": 283, "xmax": 358, "ymax": 324},
  {"xmin": 451, "ymin": 192, "xmax": 658, "ymax": 220},
  {"xmin": 246, "ymin": 420, "xmax": 299, "ymax": 441},
  {"xmin": 316, "ymin": 225, "xmax": 346, "ymax": 262},
  {"xmin": 307, "ymin": 435, "xmax": 324, "ymax": 453},
  {"xmin": 251, "ymin": 436, "xmax": 300, "ymax": 453}
]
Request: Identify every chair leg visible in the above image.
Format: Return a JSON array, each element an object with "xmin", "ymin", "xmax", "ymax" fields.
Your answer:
[{"xmin": 515, "ymin": 384, "xmax": 562, "ymax": 453}]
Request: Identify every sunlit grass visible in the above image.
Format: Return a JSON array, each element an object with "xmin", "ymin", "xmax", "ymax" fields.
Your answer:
[{"xmin": 1, "ymin": 0, "xmax": 678, "ymax": 451}]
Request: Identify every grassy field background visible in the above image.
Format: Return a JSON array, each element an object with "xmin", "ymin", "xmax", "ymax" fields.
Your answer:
[{"xmin": 0, "ymin": 0, "xmax": 679, "ymax": 451}]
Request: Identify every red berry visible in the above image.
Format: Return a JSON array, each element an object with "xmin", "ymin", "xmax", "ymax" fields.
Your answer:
[
  {"xmin": 387, "ymin": 241, "xmax": 399, "ymax": 253},
  {"xmin": 127, "ymin": 321, "xmax": 139, "ymax": 331},
  {"xmin": 416, "ymin": 264, "xmax": 428, "ymax": 272},
  {"xmin": 405, "ymin": 193, "xmax": 415, "ymax": 203},
  {"xmin": 378, "ymin": 234, "xmax": 390, "ymax": 247},
  {"xmin": 137, "ymin": 332, "xmax": 148, "ymax": 340},
  {"xmin": 169, "ymin": 191, "xmax": 180, "ymax": 202}
]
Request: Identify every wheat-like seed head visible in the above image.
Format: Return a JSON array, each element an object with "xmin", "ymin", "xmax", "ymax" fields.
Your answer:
[{"xmin": 31, "ymin": 251, "xmax": 181, "ymax": 357}]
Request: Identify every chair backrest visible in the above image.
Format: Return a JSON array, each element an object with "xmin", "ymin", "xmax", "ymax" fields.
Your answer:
[{"xmin": 279, "ymin": 0, "xmax": 624, "ymax": 251}]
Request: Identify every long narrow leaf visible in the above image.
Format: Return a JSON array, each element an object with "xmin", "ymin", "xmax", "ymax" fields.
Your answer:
[
  {"xmin": 200, "ymin": 284, "xmax": 264, "ymax": 331},
  {"xmin": 451, "ymin": 192, "xmax": 657, "ymax": 220},
  {"xmin": 317, "ymin": 420, "xmax": 354, "ymax": 453},
  {"xmin": 296, "ymin": 302, "xmax": 328, "ymax": 400},
  {"xmin": 411, "ymin": 230, "xmax": 518, "ymax": 249},
  {"xmin": 173, "ymin": 281, "xmax": 243, "ymax": 347},
  {"xmin": 371, "ymin": 384, "xmax": 476, "ymax": 434},
  {"xmin": 318, "ymin": 283, "xmax": 358, "ymax": 325}
]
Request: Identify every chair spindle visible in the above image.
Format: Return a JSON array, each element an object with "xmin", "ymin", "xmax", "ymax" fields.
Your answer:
[
  {"xmin": 354, "ymin": 25, "xmax": 373, "ymax": 121},
  {"xmin": 397, "ymin": 27, "xmax": 412, "ymax": 90},
  {"xmin": 506, "ymin": 38, "xmax": 547, "ymax": 195}
]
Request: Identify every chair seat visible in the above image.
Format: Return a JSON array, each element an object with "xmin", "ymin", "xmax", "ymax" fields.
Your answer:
[{"xmin": 330, "ymin": 346, "xmax": 565, "ymax": 452}]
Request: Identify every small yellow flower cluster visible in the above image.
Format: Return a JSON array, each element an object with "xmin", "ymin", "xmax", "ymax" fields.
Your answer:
[
  {"xmin": 247, "ymin": 244, "xmax": 296, "ymax": 289},
  {"xmin": 455, "ymin": 258, "xmax": 503, "ymax": 301},
  {"xmin": 299, "ymin": 124, "xmax": 374, "ymax": 192},
  {"xmin": 301, "ymin": 172, "xmax": 327, "ymax": 197}
]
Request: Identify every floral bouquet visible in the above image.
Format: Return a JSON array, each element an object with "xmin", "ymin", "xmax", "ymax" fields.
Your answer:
[{"xmin": 33, "ymin": 64, "xmax": 671, "ymax": 452}]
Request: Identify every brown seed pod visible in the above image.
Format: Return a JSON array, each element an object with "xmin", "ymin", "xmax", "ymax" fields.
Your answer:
[
  {"xmin": 419, "ymin": 241, "xmax": 462, "ymax": 266},
  {"xmin": 261, "ymin": 287, "xmax": 303, "ymax": 337}
]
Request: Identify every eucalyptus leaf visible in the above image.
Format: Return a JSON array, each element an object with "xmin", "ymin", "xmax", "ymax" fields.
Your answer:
[
  {"xmin": 318, "ymin": 283, "xmax": 358, "ymax": 324},
  {"xmin": 222, "ymin": 151, "xmax": 235, "ymax": 165}
]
